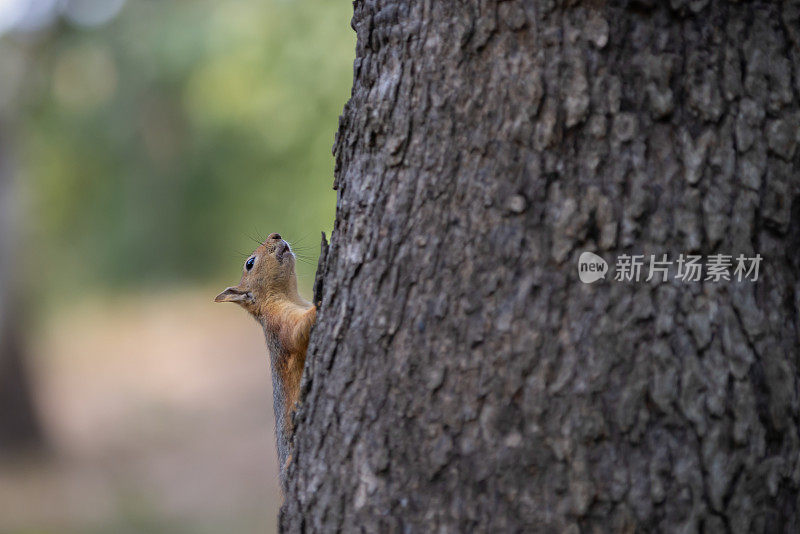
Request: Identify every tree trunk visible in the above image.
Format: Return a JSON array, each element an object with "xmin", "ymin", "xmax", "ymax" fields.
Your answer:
[
  {"xmin": 282, "ymin": 1, "xmax": 800, "ymax": 531},
  {"xmin": 0, "ymin": 125, "xmax": 42, "ymax": 453}
]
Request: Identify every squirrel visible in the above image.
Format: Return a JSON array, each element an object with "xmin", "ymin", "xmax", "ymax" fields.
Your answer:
[{"xmin": 215, "ymin": 232, "xmax": 316, "ymax": 481}]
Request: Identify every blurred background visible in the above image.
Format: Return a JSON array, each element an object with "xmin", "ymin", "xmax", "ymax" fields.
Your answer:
[{"xmin": 0, "ymin": 0, "xmax": 353, "ymax": 532}]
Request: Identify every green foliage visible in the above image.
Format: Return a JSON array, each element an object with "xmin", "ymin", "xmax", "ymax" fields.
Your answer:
[{"xmin": 17, "ymin": 0, "xmax": 353, "ymax": 296}]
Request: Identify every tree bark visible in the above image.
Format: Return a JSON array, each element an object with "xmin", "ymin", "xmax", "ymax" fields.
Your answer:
[{"xmin": 282, "ymin": 1, "xmax": 800, "ymax": 532}]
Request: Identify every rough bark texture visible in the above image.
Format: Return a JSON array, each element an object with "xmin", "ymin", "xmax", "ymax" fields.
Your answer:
[
  {"xmin": 0, "ymin": 126, "xmax": 42, "ymax": 453},
  {"xmin": 282, "ymin": 1, "xmax": 800, "ymax": 532}
]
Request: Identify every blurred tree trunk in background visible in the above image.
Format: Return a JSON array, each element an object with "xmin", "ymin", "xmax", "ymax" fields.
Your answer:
[
  {"xmin": 0, "ymin": 126, "xmax": 42, "ymax": 452},
  {"xmin": 282, "ymin": 1, "xmax": 800, "ymax": 531}
]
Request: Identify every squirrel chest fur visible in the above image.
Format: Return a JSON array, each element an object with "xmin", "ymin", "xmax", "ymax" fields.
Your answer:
[{"xmin": 215, "ymin": 232, "xmax": 316, "ymax": 480}]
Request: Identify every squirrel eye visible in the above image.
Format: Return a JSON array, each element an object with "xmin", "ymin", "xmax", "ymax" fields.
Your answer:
[{"xmin": 245, "ymin": 257, "xmax": 255, "ymax": 271}]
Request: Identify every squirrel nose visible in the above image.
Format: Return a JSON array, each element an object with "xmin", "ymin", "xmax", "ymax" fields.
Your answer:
[{"xmin": 268, "ymin": 233, "xmax": 282, "ymax": 241}]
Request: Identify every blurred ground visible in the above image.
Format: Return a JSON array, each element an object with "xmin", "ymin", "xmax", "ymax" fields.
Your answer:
[{"xmin": 0, "ymin": 291, "xmax": 281, "ymax": 534}]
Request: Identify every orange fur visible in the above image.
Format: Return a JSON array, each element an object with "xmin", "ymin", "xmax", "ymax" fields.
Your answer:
[
  {"xmin": 215, "ymin": 233, "xmax": 316, "ymax": 477},
  {"xmin": 263, "ymin": 302, "xmax": 316, "ymax": 428}
]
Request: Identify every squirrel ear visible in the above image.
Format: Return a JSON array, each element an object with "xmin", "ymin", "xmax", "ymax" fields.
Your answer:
[{"xmin": 214, "ymin": 287, "xmax": 252, "ymax": 303}]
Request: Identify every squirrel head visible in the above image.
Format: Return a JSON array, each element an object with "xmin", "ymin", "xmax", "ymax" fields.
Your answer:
[{"xmin": 215, "ymin": 232, "xmax": 299, "ymax": 317}]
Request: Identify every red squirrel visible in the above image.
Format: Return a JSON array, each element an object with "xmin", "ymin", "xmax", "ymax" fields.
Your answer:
[{"xmin": 215, "ymin": 232, "xmax": 316, "ymax": 480}]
